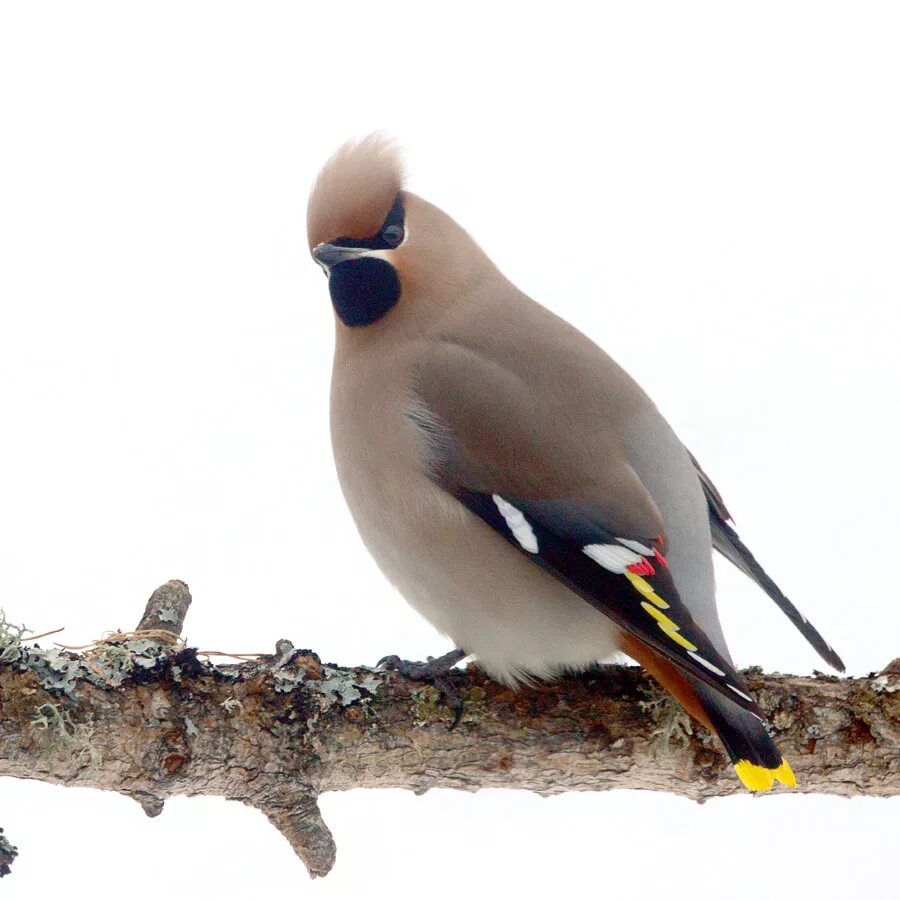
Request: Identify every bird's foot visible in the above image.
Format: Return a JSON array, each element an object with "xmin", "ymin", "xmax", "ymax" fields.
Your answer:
[
  {"xmin": 376, "ymin": 648, "xmax": 467, "ymax": 680},
  {"xmin": 377, "ymin": 649, "xmax": 469, "ymax": 728}
]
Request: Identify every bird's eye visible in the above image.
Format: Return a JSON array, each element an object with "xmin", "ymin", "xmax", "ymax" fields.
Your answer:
[{"xmin": 382, "ymin": 224, "xmax": 404, "ymax": 247}]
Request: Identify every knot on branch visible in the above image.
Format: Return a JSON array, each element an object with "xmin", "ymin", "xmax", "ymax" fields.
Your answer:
[{"xmin": 255, "ymin": 792, "xmax": 336, "ymax": 879}]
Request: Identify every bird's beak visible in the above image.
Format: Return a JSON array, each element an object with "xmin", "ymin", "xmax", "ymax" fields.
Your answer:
[{"xmin": 312, "ymin": 243, "xmax": 371, "ymax": 269}]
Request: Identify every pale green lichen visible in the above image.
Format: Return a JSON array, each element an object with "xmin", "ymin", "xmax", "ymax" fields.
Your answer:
[
  {"xmin": 273, "ymin": 668, "xmax": 307, "ymax": 693},
  {"xmin": 221, "ymin": 697, "xmax": 243, "ymax": 713},
  {"xmin": 265, "ymin": 641, "xmax": 382, "ymax": 706},
  {"xmin": 0, "ymin": 609, "xmax": 28, "ymax": 664},
  {"xmin": 872, "ymin": 674, "xmax": 900, "ymax": 694},
  {"xmin": 272, "ymin": 640, "xmax": 298, "ymax": 667},
  {"xmin": 157, "ymin": 606, "xmax": 179, "ymax": 625},
  {"xmin": 410, "ymin": 683, "xmax": 486, "ymax": 728},
  {"xmin": 812, "ymin": 704, "xmax": 850, "ymax": 735},
  {"xmin": 458, "ymin": 686, "xmax": 487, "ymax": 729},
  {"xmin": 267, "ymin": 640, "xmax": 309, "ymax": 693},
  {"xmin": 313, "ymin": 666, "xmax": 381, "ymax": 706},
  {"xmin": 87, "ymin": 642, "xmax": 135, "ymax": 684},
  {"xmin": 25, "ymin": 648, "xmax": 86, "ymax": 697},
  {"xmin": 127, "ymin": 638, "xmax": 171, "ymax": 668},
  {"xmin": 31, "ymin": 702, "xmax": 102, "ymax": 772},
  {"xmin": 412, "ymin": 685, "xmax": 445, "ymax": 726},
  {"xmin": 20, "ymin": 636, "xmax": 174, "ymax": 697},
  {"xmin": 639, "ymin": 685, "xmax": 693, "ymax": 753}
]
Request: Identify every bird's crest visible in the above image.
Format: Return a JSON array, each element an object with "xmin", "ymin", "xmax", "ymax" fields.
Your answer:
[{"xmin": 307, "ymin": 133, "xmax": 406, "ymax": 251}]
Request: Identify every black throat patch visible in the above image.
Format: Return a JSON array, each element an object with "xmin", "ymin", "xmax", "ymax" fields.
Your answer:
[
  {"xmin": 327, "ymin": 193, "xmax": 405, "ymax": 327},
  {"xmin": 329, "ymin": 256, "xmax": 401, "ymax": 326}
]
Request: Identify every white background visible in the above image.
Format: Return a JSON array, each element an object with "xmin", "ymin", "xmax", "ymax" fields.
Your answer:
[{"xmin": 1, "ymin": 2, "xmax": 898, "ymax": 898}]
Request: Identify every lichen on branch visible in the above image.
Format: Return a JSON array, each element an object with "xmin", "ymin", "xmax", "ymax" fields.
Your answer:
[{"xmin": 0, "ymin": 582, "xmax": 897, "ymax": 880}]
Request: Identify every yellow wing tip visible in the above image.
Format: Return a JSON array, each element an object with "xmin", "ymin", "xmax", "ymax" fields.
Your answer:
[{"xmin": 734, "ymin": 758, "xmax": 797, "ymax": 792}]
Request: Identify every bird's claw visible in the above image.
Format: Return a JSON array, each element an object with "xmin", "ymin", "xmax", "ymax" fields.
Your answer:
[
  {"xmin": 376, "ymin": 649, "xmax": 468, "ymax": 729},
  {"xmin": 376, "ymin": 648, "xmax": 467, "ymax": 680}
]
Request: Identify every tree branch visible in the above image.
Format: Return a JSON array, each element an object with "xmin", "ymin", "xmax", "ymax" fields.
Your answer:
[
  {"xmin": 136, "ymin": 579, "xmax": 192, "ymax": 636},
  {"xmin": 1, "ymin": 582, "xmax": 896, "ymax": 880}
]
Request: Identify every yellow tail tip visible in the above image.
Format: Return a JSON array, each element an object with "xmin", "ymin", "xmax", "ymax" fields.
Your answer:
[{"xmin": 734, "ymin": 758, "xmax": 797, "ymax": 792}]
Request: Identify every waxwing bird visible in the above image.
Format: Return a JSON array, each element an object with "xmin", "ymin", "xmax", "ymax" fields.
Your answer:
[{"xmin": 307, "ymin": 134, "xmax": 844, "ymax": 792}]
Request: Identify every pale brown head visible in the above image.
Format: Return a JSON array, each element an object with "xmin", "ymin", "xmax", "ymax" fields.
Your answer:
[
  {"xmin": 306, "ymin": 135, "xmax": 409, "ymax": 327},
  {"xmin": 308, "ymin": 135, "xmax": 496, "ymax": 330},
  {"xmin": 307, "ymin": 134, "xmax": 406, "ymax": 254}
]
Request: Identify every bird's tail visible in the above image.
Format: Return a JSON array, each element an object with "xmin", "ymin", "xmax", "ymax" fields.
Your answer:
[
  {"xmin": 622, "ymin": 634, "xmax": 795, "ymax": 791},
  {"xmin": 691, "ymin": 679, "xmax": 796, "ymax": 791}
]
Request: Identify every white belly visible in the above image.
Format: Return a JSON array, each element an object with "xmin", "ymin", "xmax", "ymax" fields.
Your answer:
[{"xmin": 335, "ymin": 442, "xmax": 620, "ymax": 686}]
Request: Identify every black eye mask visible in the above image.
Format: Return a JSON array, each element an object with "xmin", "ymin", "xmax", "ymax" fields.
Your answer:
[{"xmin": 332, "ymin": 194, "xmax": 405, "ymax": 251}]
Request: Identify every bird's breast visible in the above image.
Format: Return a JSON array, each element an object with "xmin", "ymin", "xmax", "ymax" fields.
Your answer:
[{"xmin": 329, "ymin": 349, "xmax": 621, "ymax": 684}]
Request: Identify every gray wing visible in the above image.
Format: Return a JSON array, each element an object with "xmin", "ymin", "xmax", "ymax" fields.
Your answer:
[
  {"xmin": 409, "ymin": 342, "xmax": 768, "ymax": 714},
  {"xmin": 688, "ymin": 450, "xmax": 845, "ymax": 672}
]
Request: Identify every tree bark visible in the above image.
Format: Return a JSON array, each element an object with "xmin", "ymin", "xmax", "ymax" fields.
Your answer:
[{"xmin": 1, "ymin": 581, "xmax": 897, "ymax": 879}]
